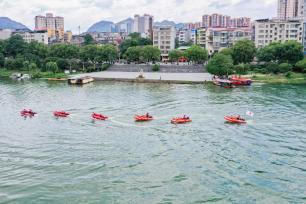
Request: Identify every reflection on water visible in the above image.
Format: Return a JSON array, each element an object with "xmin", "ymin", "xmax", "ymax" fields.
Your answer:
[{"xmin": 0, "ymin": 79, "xmax": 306, "ymax": 203}]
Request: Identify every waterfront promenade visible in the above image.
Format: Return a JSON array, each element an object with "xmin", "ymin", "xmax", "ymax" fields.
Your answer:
[{"xmin": 73, "ymin": 71, "xmax": 213, "ymax": 84}]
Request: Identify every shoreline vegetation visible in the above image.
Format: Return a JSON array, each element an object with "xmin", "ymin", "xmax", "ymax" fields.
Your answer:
[{"xmin": 0, "ymin": 33, "xmax": 306, "ymax": 85}]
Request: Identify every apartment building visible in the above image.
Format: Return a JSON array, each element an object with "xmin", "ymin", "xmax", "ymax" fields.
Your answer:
[
  {"xmin": 205, "ymin": 28, "xmax": 252, "ymax": 55},
  {"xmin": 153, "ymin": 26, "xmax": 176, "ymax": 61},
  {"xmin": 13, "ymin": 31, "xmax": 49, "ymax": 44},
  {"xmin": 202, "ymin": 14, "xmax": 251, "ymax": 28},
  {"xmin": 178, "ymin": 29, "xmax": 191, "ymax": 44},
  {"xmin": 254, "ymin": 19, "xmax": 303, "ymax": 48},
  {"xmin": 35, "ymin": 13, "xmax": 65, "ymax": 41},
  {"xmin": 133, "ymin": 14, "xmax": 153, "ymax": 38}
]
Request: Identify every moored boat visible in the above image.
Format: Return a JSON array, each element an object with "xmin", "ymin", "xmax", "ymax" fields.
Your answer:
[
  {"xmin": 212, "ymin": 78, "xmax": 234, "ymax": 88},
  {"xmin": 230, "ymin": 76, "xmax": 252, "ymax": 86},
  {"xmin": 68, "ymin": 76, "xmax": 94, "ymax": 85}
]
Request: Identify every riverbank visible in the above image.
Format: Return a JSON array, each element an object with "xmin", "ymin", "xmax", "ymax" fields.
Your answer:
[
  {"xmin": 0, "ymin": 69, "xmax": 68, "ymax": 79},
  {"xmin": 244, "ymin": 73, "xmax": 306, "ymax": 84},
  {"xmin": 72, "ymin": 71, "xmax": 213, "ymax": 84}
]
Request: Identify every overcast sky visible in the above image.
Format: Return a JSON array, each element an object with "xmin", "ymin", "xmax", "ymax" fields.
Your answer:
[{"xmin": 0, "ymin": 0, "xmax": 277, "ymax": 33}]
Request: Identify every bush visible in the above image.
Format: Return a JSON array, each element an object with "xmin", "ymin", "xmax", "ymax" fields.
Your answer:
[
  {"xmin": 28, "ymin": 63, "xmax": 38, "ymax": 71},
  {"xmin": 234, "ymin": 63, "xmax": 248, "ymax": 75},
  {"xmin": 56, "ymin": 58, "xmax": 69, "ymax": 70},
  {"xmin": 266, "ymin": 62, "xmax": 279, "ymax": 74},
  {"xmin": 45, "ymin": 62, "xmax": 59, "ymax": 73},
  {"xmin": 285, "ymin": 71, "xmax": 292, "ymax": 78},
  {"xmin": 295, "ymin": 58, "xmax": 306, "ymax": 72},
  {"xmin": 260, "ymin": 68, "xmax": 269, "ymax": 74},
  {"xmin": 152, "ymin": 64, "xmax": 160, "ymax": 72},
  {"xmin": 253, "ymin": 68, "xmax": 262, "ymax": 73},
  {"xmin": 4, "ymin": 58, "xmax": 23, "ymax": 70},
  {"xmin": 278, "ymin": 63, "xmax": 293, "ymax": 73},
  {"xmin": 0, "ymin": 53, "xmax": 5, "ymax": 68},
  {"xmin": 101, "ymin": 63, "xmax": 111, "ymax": 71}
]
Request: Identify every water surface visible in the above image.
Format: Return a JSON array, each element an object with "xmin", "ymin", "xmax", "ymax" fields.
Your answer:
[{"xmin": 0, "ymin": 79, "xmax": 306, "ymax": 203}]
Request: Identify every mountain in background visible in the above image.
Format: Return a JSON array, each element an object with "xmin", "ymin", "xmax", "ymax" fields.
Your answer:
[
  {"xmin": 0, "ymin": 17, "xmax": 30, "ymax": 31},
  {"xmin": 154, "ymin": 20, "xmax": 177, "ymax": 27},
  {"xmin": 154, "ymin": 20, "xmax": 185, "ymax": 30},
  {"xmin": 87, "ymin": 20, "xmax": 116, "ymax": 33}
]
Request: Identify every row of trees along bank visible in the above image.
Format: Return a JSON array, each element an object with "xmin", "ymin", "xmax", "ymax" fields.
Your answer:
[
  {"xmin": 206, "ymin": 39, "xmax": 306, "ymax": 76},
  {"xmin": 0, "ymin": 35, "xmax": 118, "ymax": 77}
]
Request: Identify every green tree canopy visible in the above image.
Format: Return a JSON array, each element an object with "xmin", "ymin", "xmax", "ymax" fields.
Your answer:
[
  {"xmin": 84, "ymin": 34, "xmax": 95, "ymax": 45},
  {"xmin": 257, "ymin": 41, "xmax": 303, "ymax": 64},
  {"xmin": 125, "ymin": 46, "xmax": 142, "ymax": 62},
  {"xmin": 46, "ymin": 62, "xmax": 59, "ymax": 73},
  {"xmin": 169, "ymin": 50, "xmax": 184, "ymax": 64},
  {"xmin": 142, "ymin": 46, "xmax": 160, "ymax": 63},
  {"xmin": 219, "ymin": 48, "xmax": 233, "ymax": 56},
  {"xmin": 98, "ymin": 44, "xmax": 118, "ymax": 63},
  {"xmin": 207, "ymin": 53, "xmax": 234, "ymax": 76},
  {"xmin": 4, "ymin": 35, "xmax": 27, "ymax": 57},
  {"xmin": 0, "ymin": 53, "xmax": 4, "ymax": 68},
  {"xmin": 232, "ymin": 39, "xmax": 256, "ymax": 64},
  {"xmin": 185, "ymin": 45, "xmax": 208, "ymax": 64}
]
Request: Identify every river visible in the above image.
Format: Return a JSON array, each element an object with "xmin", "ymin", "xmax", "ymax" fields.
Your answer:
[{"xmin": 0, "ymin": 79, "xmax": 306, "ymax": 203}]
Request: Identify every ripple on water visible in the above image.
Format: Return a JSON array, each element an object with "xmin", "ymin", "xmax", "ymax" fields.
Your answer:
[{"xmin": 0, "ymin": 80, "xmax": 306, "ymax": 203}]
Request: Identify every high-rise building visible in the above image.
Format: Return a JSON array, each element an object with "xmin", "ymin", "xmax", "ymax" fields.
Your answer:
[
  {"xmin": 277, "ymin": 0, "xmax": 301, "ymax": 20},
  {"xmin": 254, "ymin": 19, "xmax": 303, "ymax": 48},
  {"xmin": 153, "ymin": 25, "xmax": 176, "ymax": 61},
  {"xmin": 133, "ymin": 14, "xmax": 153, "ymax": 38},
  {"xmin": 35, "ymin": 13, "xmax": 65, "ymax": 41},
  {"xmin": 202, "ymin": 15, "xmax": 211, "ymax": 28},
  {"xmin": 202, "ymin": 14, "xmax": 251, "ymax": 28}
]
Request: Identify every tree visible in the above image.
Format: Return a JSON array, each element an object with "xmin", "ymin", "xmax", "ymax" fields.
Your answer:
[
  {"xmin": 28, "ymin": 63, "xmax": 38, "ymax": 71},
  {"xmin": 278, "ymin": 63, "xmax": 293, "ymax": 73},
  {"xmin": 232, "ymin": 39, "xmax": 256, "ymax": 65},
  {"xmin": 295, "ymin": 58, "xmax": 306, "ymax": 72},
  {"xmin": 46, "ymin": 62, "xmax": 59, "ymax": 73},
  {"xmin": 207, "ymin": 53, "xmax": 234, "ymax": 76},
  {"xmin": 219, "ymin": 48, "xmax": 233, "ymax": 56},
  {"xmin": 27, "ymin": 41, "xmax": 49, "ymax": 59},
  {"xmin": 101, "ymin": 44, "xmax": 118, "ymax": 63},
  {"xmin": 180, "ymin": 40, "xmax": 193, "ymax": 47},
  {"xmin": 257, "ymin": 41, "xmax": 303, "ymax": 64},
  {"xmin": 80, "ymin": 45, "xmax": 99, "ymax": 70},
  {"xmin": 0, "ymin": 53, "xmax": 4, "ymax": 68},
  {"xmin": 84, "ymin": 34, "xmax": 95, "ymax": 45},
  {"xmin": 119, "ymin": 33, "xmax": 152, "ymax": 55},
  {"xmin": 125, "ymin": 46, "xmax": 142, "ymax": 62},
  {"xmin": 142, "ymin": 46, "xmax": 160, "ymax": 63},
  {"xmin": 56, "ymin": 58, "xmax": 69, "ymax": 70},
  {"xmin": 233, "ymin": 63, "xmax": 248, "ymax": 75},
  {"xmin": 4, "ymin": 35, "xmax": 27, "ymax": 57},
  {"xmin": 185, "ymin": 45, "xmax": 208, "ymax": 64},
  {"xmin": 169, "ymin": 50, "xmax": 183, "ymax": 64}
]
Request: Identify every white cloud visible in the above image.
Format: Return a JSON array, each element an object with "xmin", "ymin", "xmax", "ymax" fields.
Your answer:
[{"xmin": 0, "ymin": 0, "xmax": 277, "ymax": 33}]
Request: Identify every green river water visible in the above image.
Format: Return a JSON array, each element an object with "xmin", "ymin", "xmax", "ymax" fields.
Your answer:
[{"xmin": 0, "ymin": 79, "xmax": 306, "ymax": 203}]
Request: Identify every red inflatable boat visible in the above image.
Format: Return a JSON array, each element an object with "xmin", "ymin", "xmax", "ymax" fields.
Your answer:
[
  {"xmin": 53, "ymin": 111, "xmax": 70, "ymax": 117},
  {"xmin": 21, "ymin": 109, "xmax": 37, "ymax": 117},
  {"xmin": 224, "ymin": 116, "xmax": 247, "ymax": 124},
  {"xmin": 134, "ymin": 115, "xmax": 153, "ymax": 122},
  {"xmin": 171, "ymin": 117, "xmax": 192, "ymax": 124},
  {"xmin": 92, "ymin": 113, "xmax": 108, "ymax": 120}
]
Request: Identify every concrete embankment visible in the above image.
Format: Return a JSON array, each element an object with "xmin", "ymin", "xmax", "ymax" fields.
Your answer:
[{"xmin": 73, "ymin": 71, "xmax": 213, "ymax": 84}]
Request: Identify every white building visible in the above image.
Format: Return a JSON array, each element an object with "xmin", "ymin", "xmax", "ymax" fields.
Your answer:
[
  {"xmin": 178, "ymin": 29, "xmax": 191, "ymax": 44},
  {"xmin": 153, "ymin": 25, "xmax": 176, "ymax": 61},
  {"xmin": 14, "ymin": 31, "xmax": 49, "ymax": 44},
  {"xmin": 254, "ymin": 19, "xmax": 303, "ymax": 48},
  {"xmin": 203, "ymin": 27, "xmax": 252, "ymax": 55},
  {"xmin": 133, "ymin": 14, "xmax": 153, "ymax": 38},
  {"xmin": 35, "ymin": 13, "xmax": 65, "ymax": 41},
  {"xmin": 0, "ymin": 29, "xmax": 13, "ymax": 40}
]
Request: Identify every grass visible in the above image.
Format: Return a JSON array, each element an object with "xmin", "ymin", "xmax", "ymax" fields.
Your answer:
[
  {"xmin": 243, "ymin": 72, "xmax": 306, "ymax": 84},
  {"xmin": 0, "ymin": 69, "xmax": 69, "ymax": 79}
]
